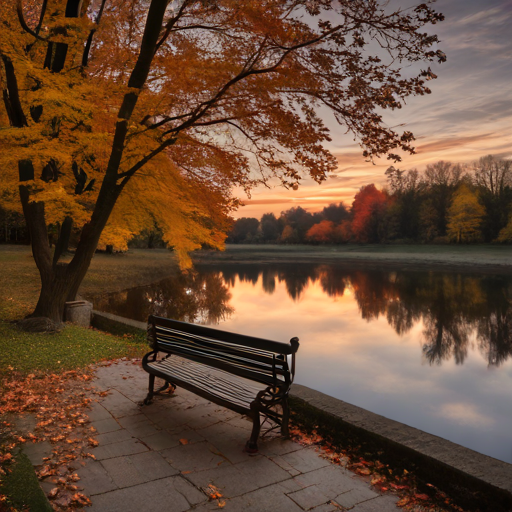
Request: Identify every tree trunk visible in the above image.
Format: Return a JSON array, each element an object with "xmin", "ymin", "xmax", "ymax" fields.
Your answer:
[{"xmin": 7, "ymin": 0, "xmax": 169, "ymax": 323}]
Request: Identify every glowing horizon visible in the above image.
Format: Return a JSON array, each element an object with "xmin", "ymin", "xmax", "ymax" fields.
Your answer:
[{"xmin": 233, "ymin": 0, "xmax": 512, "ymax": 219}]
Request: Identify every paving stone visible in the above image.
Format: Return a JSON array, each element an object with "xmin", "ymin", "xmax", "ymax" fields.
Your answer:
[
  {"xmin": 12, "ymin": 412, "xmax": 37, "ymax": 434},
  {"xmin": 86, "ymin": 402, "xmax": 113, "ymax": 422},
  {"xmin": 197, "ymin": 422, "xmax": 252, "ymax": 464},
  {"xmin": 140, "ymin": 431, "xmax": 181, "ymax": 451},
  {"xmin": 287, "ymin": 485, "xmax": 332, "ymax": 510},
  {"xmin": 185, "ymin": 456, "xmax": 290, "ymax": 497},
  {"xmin": 90, "ymin": 417, "xmax": 121, "ymax": 434},
  {"xmin": 101, "ymin": 451, "xmax": 178, "ymax": 488},
  {"xmin": 142, "ymin": 407, "xmax": 186, "ymax": 429},
  {"xmin": 91, "ymin": 438, "xmax": 148, "ymax": 460},
  {"xmin": 277, "ymin": 478, "xmax": 304, "ymax": 494},
  {"xmin": 334, "ymin": 487, "xmax": 379, "ymax": 508},
  {"xmin": 309, "ymin": 503, "xmax": 342, "ymax": 512},
  {"xmin": 161, "ymin": 441, "xmax": 228, "ymax": 472},
  {"xmin": 294, "ymin": 465, "xmax": 355, "ymax": 497},
  {"xmin": 349, "ymin": 495, "xmax": 399, "ymax": 511},
  {"xmin": 23, "ymin": 441, "xmax": 52, "ymax": 466},
  {"xmin": 168, "ymin": 403, "xmax": 232, "ymax": 430},
  {"xmin": 141, "ymin": 426, "xmax": 205, "ymax": 452},
  {"xmin": 117, "ymin": 413, "xmax": 151, "ymax": 428},
  {"xmin": 94, "ymin": 428, "xmax": 134, "ymax": 446},
  {"xmin": 165, "ymin": 425, "xmax": 206, "ymax": 444},
  {"xmin": 223, "ymin": 415, "xmax": 253, "ymax": 431},
  {"xmin": 76, "ymin": 460, "xmax": 117, "ymax": 495},
  {"xmin": 272, "ymin": 446, "xmax": 331, "ymax": 475},
  {"xmin": 191, "ymin": 482, "xmax": 304, "ymax": 512},
  {"xmin": 99, "ymin": 389, "xmax": 140, "ymax": 418},
  {"xmin": 89, "ymin": 475, "xmax": 206, "ymax": 512},
  {"xmin": 259, "ymin": 438, "xmax": 305, "ymax": 457},
  {"xmin": 123, "ymin": 421, "xmax": 162, "ymax": 438}
]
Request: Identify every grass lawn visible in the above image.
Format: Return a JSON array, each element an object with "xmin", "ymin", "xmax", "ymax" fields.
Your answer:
[
  {"xmin": 0, "ymin": 451, "xmax": 53, "ymax": 512},
  {"xmin": 0, "ymin": 245, "xmax": 181, "ymax": 377}
]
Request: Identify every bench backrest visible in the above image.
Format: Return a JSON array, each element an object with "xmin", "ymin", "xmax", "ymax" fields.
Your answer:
[{"xmin": 148, "ymin": 315, "xmax": 299, "ymax": 388}]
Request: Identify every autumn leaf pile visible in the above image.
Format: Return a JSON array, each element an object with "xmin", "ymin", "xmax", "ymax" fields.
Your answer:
[
  {"xmin": 289, "ymin": 427, "xmax": 467, "ymax": 512},
  {"xmin": 0, "ymin": 370, "xmax": 100, "ymax": 511}
]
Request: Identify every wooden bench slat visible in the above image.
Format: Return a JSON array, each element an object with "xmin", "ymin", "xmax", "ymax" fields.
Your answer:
[
  {"xmin": 147, "ymin": 356, "xmax": 266, "ymax": 410},
  {"xmin": 150, "ymin": 315, "xmax": 298, "ymax": 355}
]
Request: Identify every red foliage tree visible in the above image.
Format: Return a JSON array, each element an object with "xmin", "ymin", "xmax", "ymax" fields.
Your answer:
[{"xmin": 351, "ymin": 184, "xmax": 389, "ymax": 242}]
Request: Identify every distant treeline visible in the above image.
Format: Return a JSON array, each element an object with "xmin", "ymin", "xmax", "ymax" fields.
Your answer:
[{"xmin": 227, "ymin": 156, "xmax": 512, "ymax": 244}]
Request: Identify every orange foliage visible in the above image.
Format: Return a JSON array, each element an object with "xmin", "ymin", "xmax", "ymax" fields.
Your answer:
[{"xmin": 306, "ymin": 220, "xmax": 335, "ymax": 243}]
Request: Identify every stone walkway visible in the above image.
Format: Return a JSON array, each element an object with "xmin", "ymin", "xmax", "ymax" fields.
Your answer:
[{"xmin": 30, "ymin": 360, "xmax": 400, "ymax": 512}]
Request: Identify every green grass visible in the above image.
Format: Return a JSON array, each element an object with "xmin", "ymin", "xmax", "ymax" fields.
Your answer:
[
  {"xmin": 0, "ymin": 451, "xmax": 53, "ymax": 512},
  {"xmin": 0, "ymin": 322, "xmax": 147, "ymax": 378},
  {"xmin": 0, "ymin": 245, "xmax": 173, "ymax": 378}
]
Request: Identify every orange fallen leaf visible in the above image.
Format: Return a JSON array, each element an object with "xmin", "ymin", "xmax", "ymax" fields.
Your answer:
[
  {"xmin": 179, "ymin": 438, "xmax": 189, "ymax": 445},
  {"xmin": 48, "ymin": 488, "xmax": 59, "ymax": 499},
  {"xmin": 397, "ymin": 496, "xmax": 410, "ymax": 507}
]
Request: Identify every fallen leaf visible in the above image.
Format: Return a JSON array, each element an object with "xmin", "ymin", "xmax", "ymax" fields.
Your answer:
[
  {"xmin": 179, "ymin": 438, "xmax": 189, "ymax": 445},
  {"xmin": 397, "ymin": 496, "xmax": 410, "ymax": 507},
  {"xmin": 48, "ymin": 488, "xmax": 59, "ymax": 499}
]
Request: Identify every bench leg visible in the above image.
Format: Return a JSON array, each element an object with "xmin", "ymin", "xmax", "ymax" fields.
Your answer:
[
  {"xmin": 281, "ymin": 398, "xmax": 290, "ymax": 438},
  {"xmin": 144, "ymin": 374, "xmax": 156, "ymax": 405},
  {"xmin": 246, "ymin": 401, "xmax": 261, "ymax": 453}
]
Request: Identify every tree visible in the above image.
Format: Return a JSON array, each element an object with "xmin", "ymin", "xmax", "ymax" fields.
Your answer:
[
  {"xmin": 321, "ymin": 203, "xmax": 350, "ymax": 224},
  {"xmin": 446, "ymin": 184, "xmax": 485, "ymax": 243},
  {"xmin": 226, "ymin": 217, "xmax": 259, "ymax": 243},
  {"xmin": 351, "ymin": 184, "xmax": 389, "ymax": 243},
  {"xmin": 279, "ymin": 206, "xmax": 315, "ymax": 243},
  {"xmin": 260, "ymin": 213, "xmax": 280, "ymax": 243},
  {"xmin": 421, "ymin": 161, "xmax": 463, "ymax": 238},
  {"xmin": 306, "ymin": 220, "xmax": 335, "ymax": 243},
  {"xmin": 0, "ymin": 0, "xmax": 445, "ymax": 322},
  {"xmin": 385, "ymin": 166, "xmax": 423, "ymax": 240},
  {"xmin": 473, "ymin": 155, "xmax": 512, "ymax": 242}
]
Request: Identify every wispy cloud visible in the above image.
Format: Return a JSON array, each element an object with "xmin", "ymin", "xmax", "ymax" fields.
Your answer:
[{"xmin": 235, "ymin": 0, "xmax": 512, "ymax": 219}]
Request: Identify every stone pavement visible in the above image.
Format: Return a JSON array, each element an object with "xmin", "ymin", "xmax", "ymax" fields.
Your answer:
[{"xmin": 34, "ymin": 360, "xmax": 400, "ymax": 512}]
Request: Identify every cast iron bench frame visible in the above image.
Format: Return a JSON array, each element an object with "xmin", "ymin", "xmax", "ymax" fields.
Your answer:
[{"xmin": 142, "ymin": 315, "xmax": 299, "ymax": 451}]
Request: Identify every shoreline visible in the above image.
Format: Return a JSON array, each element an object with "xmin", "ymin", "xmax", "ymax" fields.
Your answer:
[{"xmin": 192, "ymin": 244, "xmax": 512, "ymax": 274}]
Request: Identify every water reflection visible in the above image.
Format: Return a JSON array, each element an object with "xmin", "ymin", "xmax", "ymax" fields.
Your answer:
[
  {"xmin": 93, "ymin": 263, "xmax": 512, "ymax": 368},
  {"xmin": 93, "ymin": 271, "xmax": 234, "ymax": 325}
]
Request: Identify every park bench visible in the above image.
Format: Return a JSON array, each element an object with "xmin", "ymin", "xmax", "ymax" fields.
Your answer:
[{"xmin": 142, "ymin": 315, "xmax": 299, "ymax": 452}]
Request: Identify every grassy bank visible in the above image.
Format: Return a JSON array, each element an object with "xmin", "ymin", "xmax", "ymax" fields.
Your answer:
[
  {"xmin": 193, "ymin": 243, "xmax": 512, "ymax": 272},
  {"xmin": 0, "ymin": 245, "xmax": 180, "ymax": 322},
  {"xmin": 0, "ymin": 245, "xmax": 178, "ymax": 377}
]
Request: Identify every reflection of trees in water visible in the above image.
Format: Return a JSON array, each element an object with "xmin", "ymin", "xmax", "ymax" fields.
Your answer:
[
  {"xmin": 218, "ymin": 264, "xmax": 511, "ymax": 368},
  {"xmin": 96, "ymin": 262, "xmax": 512, "ymax": 367},
  {"xmin": 476, "ymin": 278, "xmax": 512, "ymax": 366},
  {"xmin": 94, "ymin": 271, "xmax": 233, "ymax": 325}
]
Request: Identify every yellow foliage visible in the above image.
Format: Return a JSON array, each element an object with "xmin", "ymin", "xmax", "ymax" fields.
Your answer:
[
  {"xmin": 447, "ymin": 184, "xmax": 485, "ymax": 243},
  {"xmin": 496, "ymin": 215, "xmax": 512, "ymax": 243}
]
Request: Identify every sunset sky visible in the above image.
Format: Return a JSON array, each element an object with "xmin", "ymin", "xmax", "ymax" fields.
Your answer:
[{"xmin": 234, "ymin": 0, "xmax": 512, "ymax": 219}]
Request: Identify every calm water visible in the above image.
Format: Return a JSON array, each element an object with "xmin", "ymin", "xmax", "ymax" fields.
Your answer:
[{"xmin": 92, "ymin": 263, "xmax": 512, "ymax": 463}]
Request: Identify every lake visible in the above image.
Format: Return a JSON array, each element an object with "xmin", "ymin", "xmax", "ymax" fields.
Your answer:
[{"xmin": 92, "ymin": 262, "xmax": 512, "ymax": 464}]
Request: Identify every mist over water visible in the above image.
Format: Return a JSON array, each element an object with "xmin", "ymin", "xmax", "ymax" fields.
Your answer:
[{"xmin": 92, "ymin": 263, "xmax": 512, "ymax": 463}]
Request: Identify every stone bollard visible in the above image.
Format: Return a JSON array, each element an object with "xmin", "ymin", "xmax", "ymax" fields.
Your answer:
[{"xmin": 65, "ymin": 300, "xmax": 93, "ymax": 327}]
